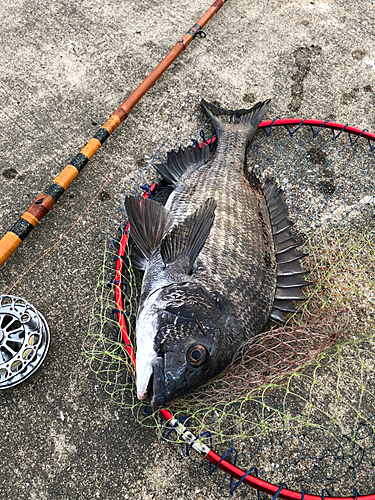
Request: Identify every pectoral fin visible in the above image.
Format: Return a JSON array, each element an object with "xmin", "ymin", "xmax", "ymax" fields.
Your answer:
[{"xmin": 160, "ymin": 198, "xmax": 216, "ymax": 273}]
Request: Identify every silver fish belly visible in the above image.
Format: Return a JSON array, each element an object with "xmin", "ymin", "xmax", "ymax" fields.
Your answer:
[{"xmin": 125, "ymin": 98, "xmax": 309, "ymax": 408}]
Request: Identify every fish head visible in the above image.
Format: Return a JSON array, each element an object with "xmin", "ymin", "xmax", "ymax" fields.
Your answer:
[{"xmin": 148, "ymin": 283, "xmax": 244, "ymax": 408}]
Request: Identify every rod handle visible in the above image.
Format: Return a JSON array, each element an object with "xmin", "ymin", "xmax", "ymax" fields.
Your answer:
[
  {"xmin": 0, "ymin": 232, "xmax": 23, "ymax": 268},
  {"xmin": 0, "ymin": 0, "xmax": 227, "ymax": 270}
]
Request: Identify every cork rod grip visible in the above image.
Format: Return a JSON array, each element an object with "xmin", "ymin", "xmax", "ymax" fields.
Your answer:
[{"xmin": 0, "ymin": 0, "xmax": 226, "ymax": 269}]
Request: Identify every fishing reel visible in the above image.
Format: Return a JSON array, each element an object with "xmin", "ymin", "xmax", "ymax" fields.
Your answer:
[{"xmin": 0, "ymin": 295, "xmax": 50, "ymax": 390}]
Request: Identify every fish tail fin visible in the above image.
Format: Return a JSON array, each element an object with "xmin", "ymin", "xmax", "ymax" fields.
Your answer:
[{"xmin": 201, "ymin": 98, "xmax": 271, "ymax": 143}]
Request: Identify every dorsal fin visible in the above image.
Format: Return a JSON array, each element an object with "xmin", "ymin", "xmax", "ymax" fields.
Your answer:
[
  {"xmin": 154, "ymin": 144, "xmax": 209, "ymax": 186},
  {"xmin": 262, "ymin": 178, "xmax": 311, "ymax": 323},
  {"xmin": 160, "ymin": 198, "xmax": 216, "ymax": 273},
  {"xmin": 124, "ymin": 196, "xmax": 172, "ymax": 260}
]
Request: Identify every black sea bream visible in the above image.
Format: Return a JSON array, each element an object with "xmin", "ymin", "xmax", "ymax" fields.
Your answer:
[{"xmin": 125, "ymin": 99, "xmax": 309, "ymax": 408}]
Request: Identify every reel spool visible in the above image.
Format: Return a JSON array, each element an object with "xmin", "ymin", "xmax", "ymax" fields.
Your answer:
[{"xmin": 0, "ymin": 295, "xmax": 50, "ymax": 389}]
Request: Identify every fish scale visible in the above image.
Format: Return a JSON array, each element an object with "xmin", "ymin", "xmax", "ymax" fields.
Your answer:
[
  {"xmin": 125, "ymin": 98, "xmax": 309, "ymax": 407},
  {"xmin": 164, "ymin": 130, "xmax": 276, "ymax": 335}
]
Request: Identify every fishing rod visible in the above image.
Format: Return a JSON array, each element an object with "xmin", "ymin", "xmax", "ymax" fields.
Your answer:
[{"xmin": 0, "ymin": 0, "xmax": 227, "ymax": 269}]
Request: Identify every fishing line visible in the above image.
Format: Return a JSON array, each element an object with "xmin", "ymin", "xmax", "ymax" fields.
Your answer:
[
  {"xmin": 0, "ymin": 1, "xmax": 228, "ymax": 392},
  {"xmin": 129, "ymin": 33, "xmax": 207, "ymax": 149},
  {"xmin": 128, "ymin": 12, "xmax": 242, "ymax": 149},
  {"xmin": 6, "ymin": 173, "xmax": 113, "ymax": 295},
  {"xmin": 0, "ymin": 0, "xmax": 228, "ymax": 268},
  {"xmin": 85, "ymin": 118, "xmax": 375, "ymax": 498}
]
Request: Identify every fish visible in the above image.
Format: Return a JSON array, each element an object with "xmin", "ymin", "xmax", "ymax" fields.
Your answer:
[{"xmin": 125, "ymin": 98, "xmax": 309, "ymax": 408}]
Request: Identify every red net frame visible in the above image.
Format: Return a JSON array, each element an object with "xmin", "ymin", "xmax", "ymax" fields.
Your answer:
[{"xmin": 114, "ymin": 118, "xmax": 375, "ymax": 500}]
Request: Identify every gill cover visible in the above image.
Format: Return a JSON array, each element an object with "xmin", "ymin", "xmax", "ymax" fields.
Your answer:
[
  {"xmin": 126, "ymin": 196, "xmax": 218, "ymax": 403},
  {"xmin": 149, "ymin": 284, "xmax": 244, "ymax": 408}
]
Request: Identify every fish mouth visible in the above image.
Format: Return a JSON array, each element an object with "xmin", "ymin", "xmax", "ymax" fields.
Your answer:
[{"xmin": 148, "ymin": 356, "xmax": 165, "ymax": 409}]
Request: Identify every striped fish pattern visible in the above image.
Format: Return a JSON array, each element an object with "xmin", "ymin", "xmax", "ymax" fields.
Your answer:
[{"xmin": 125, "ymin": 99, "xmax": 310, "ymax": 408}]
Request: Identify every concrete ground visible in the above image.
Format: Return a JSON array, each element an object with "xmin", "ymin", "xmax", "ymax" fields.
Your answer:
[{"xmin": 0, "ymin": 0, "xmax": 374, "ymax": 498}]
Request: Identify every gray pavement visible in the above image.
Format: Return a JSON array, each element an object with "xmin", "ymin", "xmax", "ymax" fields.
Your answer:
[{"xmin": 0, "ymin": 0, "xmax": 374, "ymax": 498}]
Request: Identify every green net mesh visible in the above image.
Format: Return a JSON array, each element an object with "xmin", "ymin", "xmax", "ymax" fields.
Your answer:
[{"xmin": 84, "ymin": 123, "xmax": 375, "ymax": 497}]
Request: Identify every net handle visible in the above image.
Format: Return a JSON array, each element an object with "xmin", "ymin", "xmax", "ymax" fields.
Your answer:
[{"xmin": 116, "ymin": 121, "xmax": 375, "ymax": 500}]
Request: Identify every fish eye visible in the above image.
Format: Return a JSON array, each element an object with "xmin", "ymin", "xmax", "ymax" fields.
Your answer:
[{"xmin": 187, "ymin": 344, "xmax": 208, "ymax": 367}]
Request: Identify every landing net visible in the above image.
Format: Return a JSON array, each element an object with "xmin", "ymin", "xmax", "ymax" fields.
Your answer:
[{"xmin": 85, "ymin": 120, "xmax": 375, "ymax": 498}]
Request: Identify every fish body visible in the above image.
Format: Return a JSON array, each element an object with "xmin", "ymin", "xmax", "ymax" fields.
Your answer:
[{"xmin": 125, "ymin": 99, "xmax": 307, "ymax": 407}]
